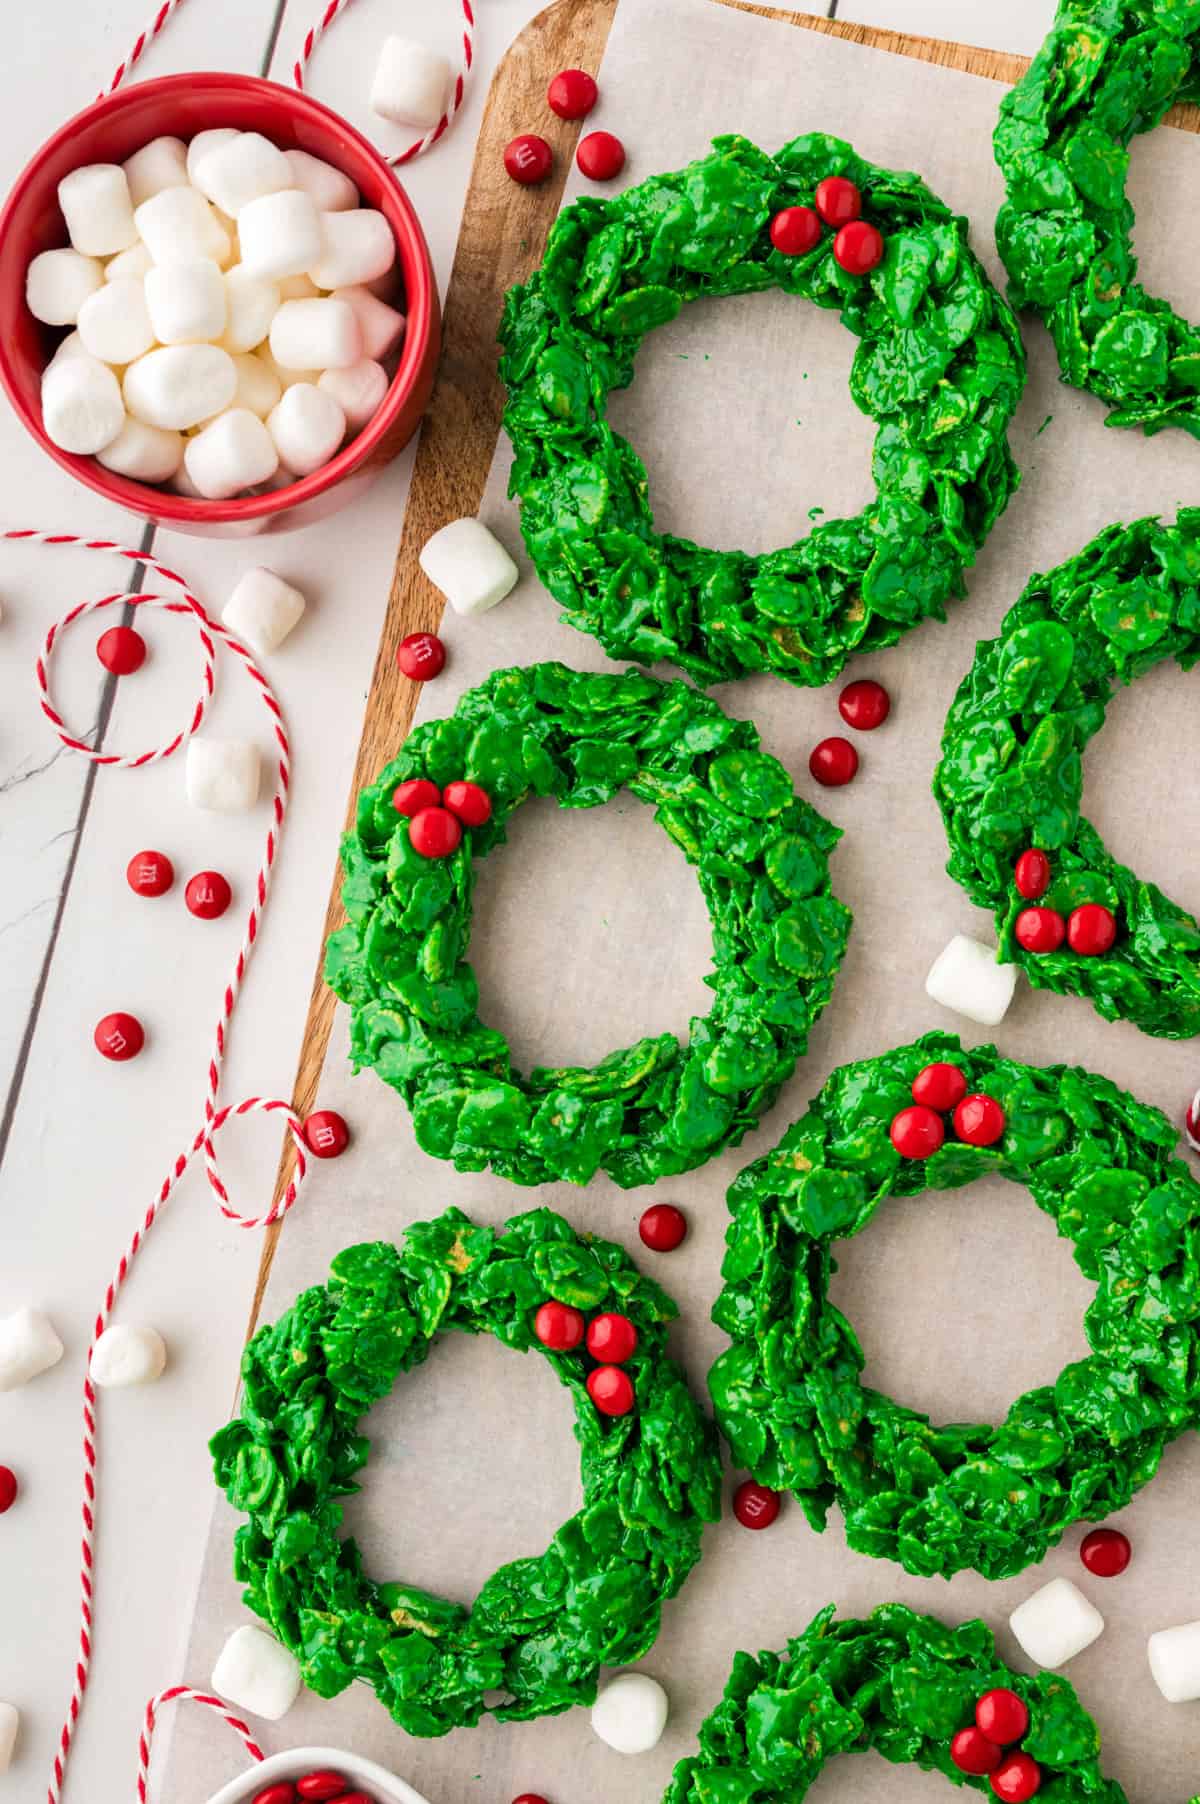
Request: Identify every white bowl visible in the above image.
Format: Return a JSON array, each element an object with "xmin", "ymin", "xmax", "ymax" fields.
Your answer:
[{"xmin": 205, "ymin": 1745, "xmax": 433, "ymax": 1804}]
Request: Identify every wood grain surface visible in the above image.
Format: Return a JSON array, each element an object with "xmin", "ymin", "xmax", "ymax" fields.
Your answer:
[{"xmin": 248, "ymin": 0, "xmax": 1196, "ymax": 1330}]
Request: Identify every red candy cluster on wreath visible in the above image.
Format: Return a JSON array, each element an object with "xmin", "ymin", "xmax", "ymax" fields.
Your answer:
[
  {"xmin": 891, "ymin": 1061, "xmax": 1005, "ymax": 1160},
  {"xmin": 391, "ymin": 776, "xmax": 493, "ymax": 858},
  {"xmin": 534, "ymin": 1299, "xmax": 639, "ymax": 1418},
  {"xmin": 1012, "ymin": 849, "xmax": 1118, "ymax": 959},
  {"xmin": 950, "ymin": 1687, "xmax": 1041, "ymax": 1801},
  {"xmin": 769, "ymin": 174, "xmax": 884, "ymax": 275}
]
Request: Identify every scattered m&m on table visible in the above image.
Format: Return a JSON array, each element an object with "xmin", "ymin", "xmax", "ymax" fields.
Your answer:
[
  {"xmin": 96, "ymin": 624, "xmax": 146, "ymax": 675},
  {"xmin": 809, "ymin": 736, "xmax": 858, "ymax": 787},
  {"xmin": 639, "ymin": 1202, "xmax": 687, "ymax": 1251},
  {"xmin": 303, "ymin": 1109, "xmax": 350, "ymax": 1159},
  {"xmin": 577, "ymin": 130, "xmax": 625, "ymax": 181},
  {"xmin": 94, "ymin": 1011, "xmax": 144, "ymax": 1061},
  {"xmin": 396, "ymin": 630, "xmax": 446, "ymax": 681},
  {"xmin": 184, "ymin": 869, "xmax": 232, "ymax": 920},
  {"xmin": 838, "ymin": 678, "xmax": 890, "ymax": 731},
  {"xmin": 504, "ymin": 134, "xmax": 554, "ymax": 186},
  {"xmin": 733, "ymin": 1480, "xmax": 781, "ymax": 1530},
  {"xmin": 1080, "ymin": 1525, "xmax": 1132, "ymax": 1577},
  {"xmin": 547, "ymin": 67, "xmax": 598, "ymax": 119},
  {"xmin": 0, "ymin": 1467, "xmax": 17, "ymax": 1515},
  {"xmin": 126, "ymin": 849, "xmax": 174, "ymax": 897}
]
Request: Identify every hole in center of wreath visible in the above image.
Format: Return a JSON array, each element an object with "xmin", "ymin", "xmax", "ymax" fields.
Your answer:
[
  {"xmin": 805, "ymin": 1746, "xmax": 954, "ymax": 1804},
  {"xmin": 469, "ymin": 793, "xmax": 713, "ymax": 1073},
  {"xmin": 827, "ymin": 1176, "xmax": 1092, "ymax": 1423},
  {"xmin": 606, "ymin": 287, "xmax": 877, "ymax": 557},
  {"xmin": 341, "ymin": 1327, "xmax": 585, "ymax": 1604}
]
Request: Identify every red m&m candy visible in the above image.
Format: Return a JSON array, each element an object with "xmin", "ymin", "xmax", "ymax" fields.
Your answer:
[
  {"xmin": 443, "ymin": 780, "xmax": 492, "ymax": 827},
  {"xmin": 838, "ymin": 678, "xmax": 890, "ymax": 730},
  {"xmin": 951, "ymin": 1727, "xmax": 1002, "ymax": 1776},
  {"xmin": 126, "ymin": 849, "xmax": 174, "ymax": 897},
  {"xmin": 587, "ymin": 1364, "xmax": 635, "ymax": 1416},
  {"xmin": 296, "ymin": 1777, "xmax": 348, "ymax": 1802},
  {"xmin": 577, "ymin": 130, "xmax": 625, "ymax": 181},
  {"xmin": 769, "ymin": 206, "xmax": 821, "ymax": 256},
  {"xmin": 504, "ymin": 134, "xmax": 553, "ymax": 185},
  {"xmin": 954, "ymin": 1093, "xmax": 1005, "ymax": 1147},
  {"xmin": 890, "ymin": 1104, "xmax": 944, "ymax": 1160},
  {"xmin": 534, "ymin": 1300, "xmax": 585, "ymax": 1351},
  {"xmin": 814, "ymin": 175, "xmax": 861, "ymax": 226},
  {"xmin": 834, "ymin": 220, "xmax": 885, "ymax": 275},
  {"xmin": 397, "ymin": 631, "xmax": 445, "ymax": 681},
  {"xmin": 1014, "ymin": 849, "xmax": 1051, "ymax": 900},
  {"xmin": 976, "ymin": 1688, "xmax": 1029, "ymax": 1745},
  {"xmin": 733, "ymin": 1480, "xmax": 781, "ymax": 1530},
  {"xmin": 251, "ymin": 1785, "xmax": 296, "ymax": 1804},
  {"xmin": 990, "ymin": 1753, "xmax": 1041, "ymax": 1803},
  {"xmin": 96, "ymin": 624, "xmax": 146, "ymax": 675},
  {"xmin": 409, "ymin": 806, "xmax": 462, "ymax": 859},
  {"xmin": 639, "ymin": 1203, "xmax": 687, "ymax": 1252},
  {"xmin": 94, "ymin": 1012, "xmax": 144, "ymax": 1061},
  {"xmin": 1068, "ymin": 903, "xmax": 1116, "ymax": 957},
  {"xmin": 586, "ymin": 1312, "xmax": 638, "ymax": 1363},
  {"xmin": 1014, "ymin": 907, "xmax": 1066, "ymax": 954},
  {"xmin": 303, "ymin": 1109, "xmax": 350, "ymax": 1159},
  {"xmin": 513, "ymin": 1795, "xmax": 552, "ymax": 1804},
  {"xmin": 809, "ymin": 736, "xmax": 858, "ymax": 787},
  {"xmin": 1080, "ymin": 1525, "xmax": 1131, "ymax": 1576},
  {"xmin": 185, "ymin": 870, "xmax": 232, "ymax": 920},
  {"xmin": 547, "ymin": 67, "xmax": 598, "ymax": 119},
  {"xmin": 911, "ymin": 1063, "xmax": 967, "ymax": 1112},
  {"xmin": 393, "ymin": 777, "xmax": 440, "ymax": 817},
  {"xmin": 0, "ymin": 1466, "xmax": 17, "ymax": 1514}
]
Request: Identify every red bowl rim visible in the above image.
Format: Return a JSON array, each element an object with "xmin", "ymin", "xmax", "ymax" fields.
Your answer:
[{"xmin": 0, "ymin": 70, "xmax": 436, "ymax": 525}]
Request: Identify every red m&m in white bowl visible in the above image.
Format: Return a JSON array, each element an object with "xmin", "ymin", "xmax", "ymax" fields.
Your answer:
[{"xmin": 205, "ymin": 1746, "xmax": 432, "ymax": 1804}]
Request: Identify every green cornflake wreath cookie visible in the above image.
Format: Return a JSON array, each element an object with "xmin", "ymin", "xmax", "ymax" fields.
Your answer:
[
  {"xmin": 935, "ymin": 511, "xmax": 1200, "ymax": 1038},
  {"xmin": 709, "ymin": 1031, "xmax": 1200, "ymax": 1581},
  {"xmin": 210, "ymin": 1206, "xmax": 721, "ymax": 1735},
  {"xmin": 665, "ymin": 1603, "xmax": 1133, "ymax": 1804},
  {"xmin": 325, "ymin": 661, "xmax": 851, "ymax": 1189},
  {"xmin": 500, "ymin": 132, "xmax": 1025, "ymax": 688},
  {"xmin": 995, "ymin": 0, "xmax": 1200, "ymax": 439}
]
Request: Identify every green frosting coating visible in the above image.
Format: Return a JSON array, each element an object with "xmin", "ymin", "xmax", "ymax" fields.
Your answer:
[
  {"xmin": 664, "ymin": 1603, "xmax": 1132, "ymax": 1804},
  {"xmin": 500, "ymin": 132, "xmax": 1025, "ymax": 688},
  {"xmin": 325, "ymin": 661, "xmax": 851, "ymax": 1188},
  {"xmin": 210, "ymin": 1206, "xmax": 721, "ymax": 1735},
  {"xmin": 709, "ymin": 1031, "xmax": 1200, "ymax": 1580},
  {"xmin": 935, "ymin": 511, "xmax": 1200, "ymax": 1037},
  {"xmin": 995, "ymin": 0, "xmax": 1200, "ymax": 437}
]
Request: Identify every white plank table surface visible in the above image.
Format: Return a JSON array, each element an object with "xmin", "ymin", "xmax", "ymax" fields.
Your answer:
[{"xmin": 0, "ymin": 0, "xmax": 1056, "ymax": 1796}]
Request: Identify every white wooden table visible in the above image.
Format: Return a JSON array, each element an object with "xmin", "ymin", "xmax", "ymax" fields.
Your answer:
[{"xmin": 0, "ymin": 0, "xmax": 1059, "ymax": 1795}]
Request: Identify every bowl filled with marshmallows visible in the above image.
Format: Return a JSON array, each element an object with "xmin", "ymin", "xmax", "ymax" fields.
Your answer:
[{"xmin": 0, "ymin": 72, "xmax": 439, "ymax": 535}]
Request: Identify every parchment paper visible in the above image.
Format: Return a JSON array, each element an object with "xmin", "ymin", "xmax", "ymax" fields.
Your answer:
[{"xmin": 168, "ymin": 2, "xmax": 1200, "ymax": 1797}]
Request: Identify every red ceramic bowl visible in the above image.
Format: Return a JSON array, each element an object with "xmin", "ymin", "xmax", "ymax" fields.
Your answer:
[{"xmin": 0, "ymin": 73, "xmax": 440, "ymax": 536}]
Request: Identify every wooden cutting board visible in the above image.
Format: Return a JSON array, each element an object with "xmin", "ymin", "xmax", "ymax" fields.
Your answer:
[{"xmin": 247, "ymin": 0, "xmax": 1191, "ymax": 1319}]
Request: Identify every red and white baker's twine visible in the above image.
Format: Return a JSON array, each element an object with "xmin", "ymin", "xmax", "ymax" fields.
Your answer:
[
  {"xmin": 101, "ymin": 0, "xmax": 192, "ymax": 96},
  {"xmin": 11, "ymin": 531, "xmax": 315, "ymax": 1800},
  {"xmin": 137, "ymin": 1690, "xmax": 263, "ymax": 1804}
]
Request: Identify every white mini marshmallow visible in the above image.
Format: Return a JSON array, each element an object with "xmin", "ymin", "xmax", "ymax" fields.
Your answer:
[
  {"xmin": 186, "ymin": 737, "xmax": 260, "ymax": 812},
  {"xmin": 591, "ymin": 1673, "xmax": 669, "ymax": 1755},
  {"xmin": 186, "ymin": 128, "xmax": 240, "ymax": 184},
  {"xmin": 193, "ymin": 131, "xmax": 292, "ymax": 217},
  {"xmin": 123, "ymin": 134, "xmax": 189, "ymax": 207},
  {"xmin": 41, "ymin": 354, "xmax": 125, "ymax": 454},
  {"xmin": 332, "ymin": 285, "xmax": 405, "ymax": 360},
  {"xmin": 90, "ymin": 1324, "xmax": 167, "ymax": 1388},
  {"xmin": 267, "ymin": 383, "xmax": 345, "ymax": 475},
  {"xmin": 221, "ymin": 267, "xmax": 280, "ymax": 354},
  {"xmin": 319, "ymin": 358, "xmax": 388, "ymax": 431},
  {"xmin": 925, "ymin": 933, "xmax": 1018, "ymax": 1027},
  {"xmin": 370, "ymin": 36, "xmax": 451, "ymax": 130},
  {"xmin": 259, "ymin": 347, "xmax": 318, "ymax": 391},
  {"xmin": 96, "ymin": 417, "xmax": 184, "ymax": 484},
  {"xmin": 0, "ymin": 1306, "xmax": 65, "ymax": 1391},
  {"xmin": 76, "ymin": 277, "xmax": 155, "ymax": 364},
  {"xmin": 223, "ymin": 568, "xmax": 307, "ymax": 656},
  {"xmin": 309, "ymin": 209, "xmax": 395, "ymax": 289},
  {"xmin": 105, "ymin": 241, "xmax": 153, "ymax": 283},
  {"xmin": 25, "ymin": 248, "xmax": 103, "ymax": 326},
  {"xmin": 144, "ymin": 258, "xmax": 227, "ymax": 344},
  {"xmin": 124, "ymin": 344, "xmax": 237, "ymax": 430},
  {"xmin": 269, "ymin": 297, "xmax": 362, "ymax": 370},
  {"xmin": 1010, "ymin": 1577, "xmax": 1104, "ymax": 1669},
  {"xmin": 238, "ymin": 189, "xmax": 323, "ymax": 282},
  {"xmin": 231, "ymin": 352, "xmax": 282, "ymax": 418},
  {"xmin": 0, "ymin": 1702, "xmax": 18, "ymax": 1774},
  {"xmin": 58, "ymin": 163, "xmax": 138, "ymax": 256},
  {"xmin": 1149, "ymin": 1621, "xmax": 1200, "ymax": 1702},
  {"xmin": 185, "ymin": 409, "xmax": 278, "ymax": 499},
  {"xmin": 419, "ymin": 517, "xmax": 519, "ymax": 617},
  {"xmin": 212, "ymin": 1625, "xmax": 301, "ymax": 1722},
  {"xmin": 135, "ymin": 186, "xmax": 231, "ymax": 266},
  {"xmin": 47, "ymin": 330, "xmax": 87, "ymax": 368},
  {"xmin": 284, "ymin": 148, "xmax": 358, "ymax": 213}
]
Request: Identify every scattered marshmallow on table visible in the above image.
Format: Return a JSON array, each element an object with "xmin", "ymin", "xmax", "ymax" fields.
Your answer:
[
  {"xmin": 925, "ymin": 932, "xmax": 1018, "ymax": 1027},
  {"xmin": 319, "ymin": 359, "xmax": 388, "ymax": 431},
  {"xmin": 96, "ymin": 417, "xmax": 184, "ymax": 483},
  {"xmin": 334, "ymin": 285, "xmax": 405, "ymax": 360},
  {"xmin": 26, "ymin": 247, "xmax": 103, "ymax": 326},
  {"xmin": 77, "ymin": 276, "xmax": 155, "ymax": 364},
  {"xmin": 185, "ymin": 409, "xmax": 278, "ymax": 500},
  {"xmin": 144, "ymin": 258, "xmax": 227, "ymax": 345},
  {"xmin": 124, "ymin": 344, "xmax": 237, "ymax": 431},
  {"xmin": 221, "ymin": 266, "xmax": 280, "ymax": 354},
  {"xmin": 192, "ymin": 131, "xmax": 292, "ymax": 217},
  {"xmin": 0, "ymin": 1701, "xmax": 19, "ymax": 1774},
  {"xmin": 186, "ymin": 738, "xmax": 260, "ymax": 812},
  {"xmin": 269, "ymin": 297, "xmax": 361, "ymax": 371},
  {"xmin": 123, "ymin": 134, "xmax": 188, "ymax": 207},
  {"xmin": 1148, "ymin": 1621, "xmax": 1200, "ymax": 1702},
  {"xmin": 238, "ymin": 188, "xmax": 323, "ymax": 281},
  {"xmin": 267, "ymin": 383, "xmax": 346, "ymax": 475},
  {"xmin": 420, "ymin": 517, "xmax": 520, "ymax": 617},
  {"xmin": 58, "ymin": 163, "xmax": 138, "ymax": 256},
  {"xmin": 0, "ymin": 1306, "xmax": 64, "ymax": 1391},
  {"xmin": 212, "ymin": 1625, "xmax": 301, "ymax": 1721},
  {"xmin": 1009, "ymin": 1577, "xmax": 1104, "ymax": 1669},
  {"xmin": 308, "ymin": 208, "xmax": 395, "ymax": 289},
  {"xmin": 41, "ymin": 354, "xmax": 124, "ymax": 454},
  {"xmin": 285, "ymin": 147, "xmax": 358, "ymax": 212},
  {"xmin": 223, "ymin": 568, "xmax": 307, "ymax": 656},
  {"xmin": 591, "ymin": 1673, "xmax": 669, "ymax": 1754},
  {"xmin": 370, "ymin": 36, "xmax": 452, "ymax": 131},
  {"xmin": 89, "ymin": 1323, "xmax": 167, "ymax": 1388}
]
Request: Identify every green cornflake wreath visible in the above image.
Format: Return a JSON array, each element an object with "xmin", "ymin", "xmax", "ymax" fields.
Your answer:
[
  {"xmin": 709, "ymin": 1031, "xmax": 1200, "ymax": 1582},
  {"xmin": 500, "ymin": 132, "xmax": 1025, "ymax": 689},
  {"xmin": 210, "ymin": 1206, "xmax": 721, "ymax": 1736},
  {"xmin": 664, "ymin": 1603, "xmax": 1135, "ymax": 1804},
  {"xmin": 935, "ymin": 510, "xmax": 1200, "ymax": 1038},
  {"xmin": 995, "ymin": 0, "xmax": 1200, "ymax": 439},
  {"xmin": 325, "ymin": 661, "xmax": 851, "ymax": 1189}
]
